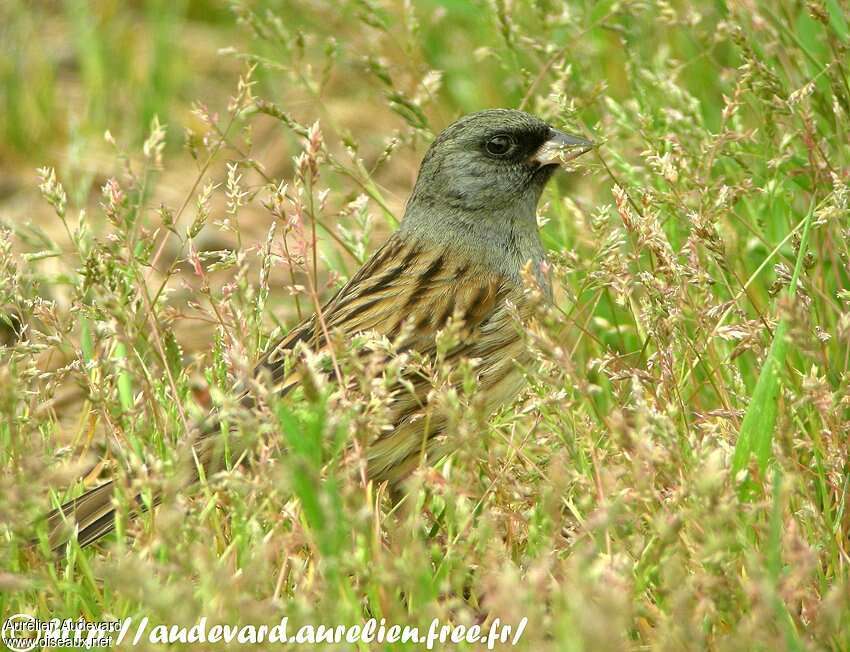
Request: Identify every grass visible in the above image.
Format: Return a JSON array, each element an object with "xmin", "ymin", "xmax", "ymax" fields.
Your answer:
[
  {"xmin": 732, "ymin": 198, "xmax": 816, "ymax": 481},
  {"xmin": 1, "ymin": 0, "xmax": 850, "ymax": 650}
]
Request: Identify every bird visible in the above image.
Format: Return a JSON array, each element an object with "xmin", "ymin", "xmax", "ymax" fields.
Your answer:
[{"xmin": 43, "ymin": 109, "xmax": 593, "ymax": 551}]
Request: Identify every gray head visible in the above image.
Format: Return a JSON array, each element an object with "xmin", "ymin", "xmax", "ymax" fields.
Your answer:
[
  {"xmin": 400, "ymin": 109, "xmax": 592, "ymax": 280},
  {"xmin": 405, "ymin": 109, "xmax": 591, "ymax": 218}
]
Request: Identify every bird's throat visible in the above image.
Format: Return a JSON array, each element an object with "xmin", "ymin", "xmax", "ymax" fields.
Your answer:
[{"xmin": 399, "ymin": 202, "xmax": 549, "ymax": 293}]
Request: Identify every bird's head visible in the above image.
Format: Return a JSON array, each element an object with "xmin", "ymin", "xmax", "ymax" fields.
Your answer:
[{"xmin": 405, "ymin": 109, "xmax": 593, "ymax": 220}]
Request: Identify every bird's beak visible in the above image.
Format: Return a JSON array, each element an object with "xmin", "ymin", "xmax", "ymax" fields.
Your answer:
[{"xmin": 531, "ymin": 129, "xmax": 594, "ymax": 166}]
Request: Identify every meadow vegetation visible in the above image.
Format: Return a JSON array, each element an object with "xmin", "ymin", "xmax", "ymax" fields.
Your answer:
[{"xmin": 1, "ymin": 0, "xmax": 849, "ymax": 649}]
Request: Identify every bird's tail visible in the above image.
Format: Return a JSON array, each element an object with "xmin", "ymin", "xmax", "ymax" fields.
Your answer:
[
  {"xmin": 42, "ymin": 414, "xmax": 233, "ymax": 552},
  {"xmin": 45, "ymin": 480, "xmax": 147, "ymax": 551}
]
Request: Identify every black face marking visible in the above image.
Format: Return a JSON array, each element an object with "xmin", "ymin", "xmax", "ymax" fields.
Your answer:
[{"xmin": 479, "ymin": 125, "xmax": 551, "ymax": 165}]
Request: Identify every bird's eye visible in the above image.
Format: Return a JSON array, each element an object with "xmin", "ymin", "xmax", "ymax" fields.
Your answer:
[{"xmin": 485, "ymin": 134, "xmax": 515, "ymax": 157}]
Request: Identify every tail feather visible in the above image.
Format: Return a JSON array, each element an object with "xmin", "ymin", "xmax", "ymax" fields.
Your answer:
[
  {"xmin": 46, "ymin": 481, "xmax": 152, "ymax": 551},
  {"xmin": 43, "ymin": 417, "xmax": 226, "ymax": 551},
  {"xmin": 46, "ymin": 481, "xmax": 114, "ymax": 550}
]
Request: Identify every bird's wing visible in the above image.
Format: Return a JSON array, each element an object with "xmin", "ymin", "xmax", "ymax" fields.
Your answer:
[{"xmin": 251, "ymin": 233, "xmax": 519, "ymax": 398}]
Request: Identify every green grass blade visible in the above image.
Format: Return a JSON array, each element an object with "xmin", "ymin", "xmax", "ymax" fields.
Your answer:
[{"xmin": 732, "ymin": 201, "xmax": 815, "ymax": 477}]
